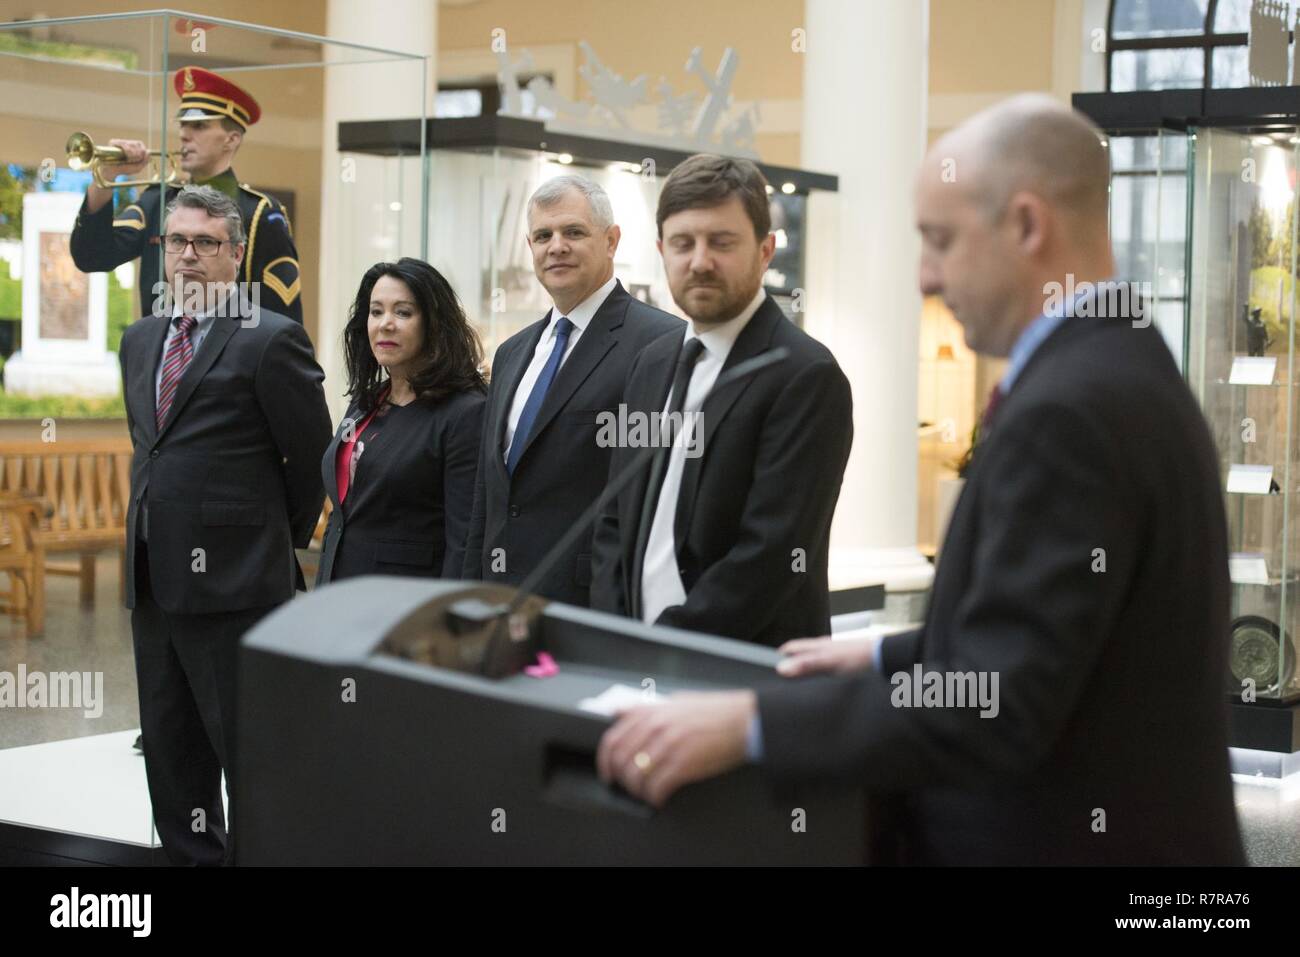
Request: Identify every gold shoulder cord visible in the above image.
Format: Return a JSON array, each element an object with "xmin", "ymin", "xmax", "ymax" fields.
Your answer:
[{"xmin": 243, "ymin": 194, "xmax": 270, "ymax": 285}]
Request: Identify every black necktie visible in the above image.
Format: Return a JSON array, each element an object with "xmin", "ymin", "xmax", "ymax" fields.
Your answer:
[{"xmin": 631, "ymin": 337, "xmax": 706, "ymax": 617}]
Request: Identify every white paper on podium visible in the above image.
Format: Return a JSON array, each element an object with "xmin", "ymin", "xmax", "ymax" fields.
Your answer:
[
  {"xmin": 578, "ymin": 683, "xmax": 664, "ymax": 716},
  {"xmin": 1226, "ymin": 464, "xmax": 1274, "ymax": 495},
  {"xmin": 1229, "ymin": 552, "xmax": 1270, "ymax": 586},
  {"xmin": 1229, "ymin": 356, "xmax": 1277, "ymax": 386}
]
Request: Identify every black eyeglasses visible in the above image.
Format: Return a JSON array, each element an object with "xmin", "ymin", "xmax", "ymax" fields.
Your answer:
[{"xmin": 163, "ymin": 234, "xmax": 227, "ymax": 257}]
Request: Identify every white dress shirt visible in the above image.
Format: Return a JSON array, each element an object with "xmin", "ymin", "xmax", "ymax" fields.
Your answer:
[
  {"xmin": 640, "ymin": 287, "xmax": 767, "ymax": 624},
  {"xmin": 503, "ymin": 275, "xmax": 617, "ymax": 459}
]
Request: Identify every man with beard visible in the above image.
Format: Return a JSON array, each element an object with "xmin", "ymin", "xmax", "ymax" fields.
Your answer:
[{"xmin": 590, "ymin": 153, "xmax": 853, "ymax": 647}]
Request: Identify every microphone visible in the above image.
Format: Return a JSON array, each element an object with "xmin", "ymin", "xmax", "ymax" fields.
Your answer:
[{"xmin": 442, "ymin": 345, "xmax": 791, "ymax": 676}]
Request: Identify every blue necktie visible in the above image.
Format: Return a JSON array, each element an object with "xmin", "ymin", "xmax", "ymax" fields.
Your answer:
[{"xmin": 506, "ymin": 315, "xmax": 574, "ymax": 475}]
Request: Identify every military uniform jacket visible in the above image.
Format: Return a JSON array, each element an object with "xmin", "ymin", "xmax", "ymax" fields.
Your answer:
[{"xmin": 70, "ymin": 167, "xmax": 302, "ymax": 323}]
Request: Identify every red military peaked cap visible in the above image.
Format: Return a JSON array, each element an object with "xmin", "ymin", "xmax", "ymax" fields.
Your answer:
[{"xmin": 173, "ymin": 66, "xmax": 261, "ymax": 129}]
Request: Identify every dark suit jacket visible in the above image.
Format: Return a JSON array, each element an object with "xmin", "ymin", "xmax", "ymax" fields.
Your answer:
[
  {"xmin": 462, "ymin": 280, "xmax": 682, "ymax": 605},
  {"xmin": 118, "ymin": 304, "xmax": 332, "ymax": 615},
  {"xmin": 316, "ymin": 388, "xmax": 486, "ymax": 585},
  {"xmin": 758, "ymin": 314, "xmax": 1245, "ymax": 865},
  {"xmin": 590, "ymin": 295, "xmax": 853, "ymax": 647}
]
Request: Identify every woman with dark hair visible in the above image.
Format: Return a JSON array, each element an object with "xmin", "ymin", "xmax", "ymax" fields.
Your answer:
[{"xmin": 316, "ymin": 257, "xmax": 486, "ymax": 584}]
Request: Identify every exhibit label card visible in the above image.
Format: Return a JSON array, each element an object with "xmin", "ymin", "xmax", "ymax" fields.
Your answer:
[
  {"xmin": 1229, "ymin": 356, "xmax": 1277, "ymax": 386},
  {"xmin": 1226, "ymin": 463, "xmax": 1274, "ymax": 495},
  {"xmin": 1229, "ymin": 552, "xmax": 1270, "ymax": 586}
]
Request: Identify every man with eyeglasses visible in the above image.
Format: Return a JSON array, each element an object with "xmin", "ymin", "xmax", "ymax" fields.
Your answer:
[
  {"xmin": 71, "ymin": 66, "xmax": 303, "ymax": 324},
  {"xmin": 117, "ymin": 184, "xmax": 331, "ymax": 866}
]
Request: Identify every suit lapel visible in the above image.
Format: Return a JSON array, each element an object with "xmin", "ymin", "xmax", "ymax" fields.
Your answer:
[
  {"xmin": 966, "ymin": 313, "xmax": 1084, "ymax": 471},
  {"xmin": 155, "ymin": 315, "xmax": 238, "ymax": 442},
  {"xmin": 512, "ymin": 284, "xmax": 628, "ymax": 470},
  {"xmin": 130, "ymin": 314, "xmax": 171, "ymax": 444},
  {"xmin": 491, "ymin": 317, "xmax": 547, "ymax": 474},
  {"xmin": 673, "ymin": 297, "xmax": 781, "ymax": 546},
  {"xmin": 321, "ymin": 401, "xmax": 359, "ymax": 510}
]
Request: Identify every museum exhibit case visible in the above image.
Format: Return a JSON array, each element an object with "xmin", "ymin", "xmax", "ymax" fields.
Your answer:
[
  {"xmin": 1076, "ymin": 85, "xmax": 1300, "ymax": 756},
  {"xmin": 0, "ymin": 9, "xmax": 426, "ymax": 864},
  {"xmin": 1186, "ymin": 123, "xmax": 1300, "ymax": 707},
  {"xmin": 0, "ymin": 10, "xmax": 427, "ymax": 401},
  {"xmin": 338, "ymin": 114, "xmax": 837, "ymax": 359}
]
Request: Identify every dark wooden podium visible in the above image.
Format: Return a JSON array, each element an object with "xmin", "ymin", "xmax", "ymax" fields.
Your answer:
[{"xmin": 235, "ymin": 577, "xmax": 868, "ymax": 865}]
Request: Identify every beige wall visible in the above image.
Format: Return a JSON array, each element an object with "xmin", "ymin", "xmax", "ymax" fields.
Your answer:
[
  {"xmin": 436, "ymin": 0, "xmax": 805, "ymax": 165},
  {"xmin": 929, "ymin": 0, "xmax": 1089, "ymax": 133},
  {"xmin": 930, "ymin": 0, "xmax": 1056, "ymax": 96},
  {"xmin": 3, "ymin": 0, "xmax": 1083, "ymax": 199}
]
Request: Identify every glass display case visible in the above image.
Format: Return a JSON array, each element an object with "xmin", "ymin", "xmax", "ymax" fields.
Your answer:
[
  {"xmin": 340, "ymin": 115, "xmax": 835, "ymax": 361},
  {"xmin": 1186, "ymin": 125, "xmax": 1300, "ymax": 704},
  {"xmin": 0, "ymin": 9, "xmax": 425, "ymax": 863},
  {"xmin": 0, "ymin": 10, "xmax": 426, "ymax": 409},
  {"xmin": 1077, "ymin": 88, "xmax": 1300, "ymax": 708}
]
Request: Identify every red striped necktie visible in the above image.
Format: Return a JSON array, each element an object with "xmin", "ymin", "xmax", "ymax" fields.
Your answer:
[{"xmin": 156, "ymin": 314, "xmax": 197, "ymax": 429}]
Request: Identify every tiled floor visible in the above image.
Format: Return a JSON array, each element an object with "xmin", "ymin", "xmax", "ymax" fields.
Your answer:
[
  {"xmin": 1, "ymin": 554, "xmax": 1297, "ymax": 865},
  {"xmin": 1235, "ymin": 775, "xmax": 1300, "ymax": 866},
  {"xmin": 0, "ymin": 552, "xmax": 140, "ymax": 750}
]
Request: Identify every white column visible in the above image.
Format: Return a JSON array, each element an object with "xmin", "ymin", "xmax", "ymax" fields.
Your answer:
[
  {"xmin": 319, "ymin": 0, "xmax": 437, "ymax": 421},
  {"xmin": 801, "ymin": 0, "xmax": 934, "ymax": 593}
]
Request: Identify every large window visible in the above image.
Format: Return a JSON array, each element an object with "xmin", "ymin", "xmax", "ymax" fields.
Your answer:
[
  {"xmin": 1107, "ymin": 0, "xmax": 1256, "ymax": 90},
  {"xmin": 1107, "ymin": 132, "xmax": 1189, "ymax": 360}
]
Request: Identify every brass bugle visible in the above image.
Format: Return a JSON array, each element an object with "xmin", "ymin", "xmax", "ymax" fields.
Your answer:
[{"xmin": 65, "ymin": 131, "xmax": 181, "ymax": 189}]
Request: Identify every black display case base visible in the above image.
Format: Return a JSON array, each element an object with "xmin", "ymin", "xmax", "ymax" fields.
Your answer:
[{"xmin": 1228, "ymin": 699, "xmax": 1300, "ymax": 754}]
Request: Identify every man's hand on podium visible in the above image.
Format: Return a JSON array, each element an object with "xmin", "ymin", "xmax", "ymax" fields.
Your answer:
[
  {"xmin": 775, "ymin": 633, "xmax": 882, "ymax": 678},
  {"xmin": 596, "ymin": 690, "xmax": 756, "ymax": 808}
]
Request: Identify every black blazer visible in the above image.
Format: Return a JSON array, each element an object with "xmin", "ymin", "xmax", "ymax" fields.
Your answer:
[
  {"xmin": 462, "ymin": 280, "xmax": 681, "ymax": 606},
  {"xmin": 118, "ymin": 305, "xmax": 332, "ymax": 615},
  {"xmin": 758, "ymin": 314, "xmax": 1245, "ymax": 865},
  {"xmin": 590, "ymin": 295, "xmax": 853, "ymax": 647},
  {"xmin": 316, "ymin": 388, "xmax": 486, "ymax": 585}
]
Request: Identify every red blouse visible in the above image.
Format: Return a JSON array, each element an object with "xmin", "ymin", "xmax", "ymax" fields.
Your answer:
[{"xmin": 335, "ymin": 388, "xmax": 388, "ymax": 503}]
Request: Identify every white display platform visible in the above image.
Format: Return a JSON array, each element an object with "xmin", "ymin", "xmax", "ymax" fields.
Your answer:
[
  {"xmin": 830, "ymin": 545, "xmax": 935, "ymax": 594},
  {"xmin": 0, "ymin": 729, "xmax": 157, "ymax": 848}
]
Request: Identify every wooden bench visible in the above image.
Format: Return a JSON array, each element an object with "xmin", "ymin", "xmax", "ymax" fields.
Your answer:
[
  {"xmin": 0, "ymin": 439, "xmax": 132, "ymax": 613},
  {"xmin": 298, "ymin": 498, "xmax": 332, "ymax": 587},
  {"xmin": 0, "ymin": 491, "xmax": 49, "ymax": 633}
]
